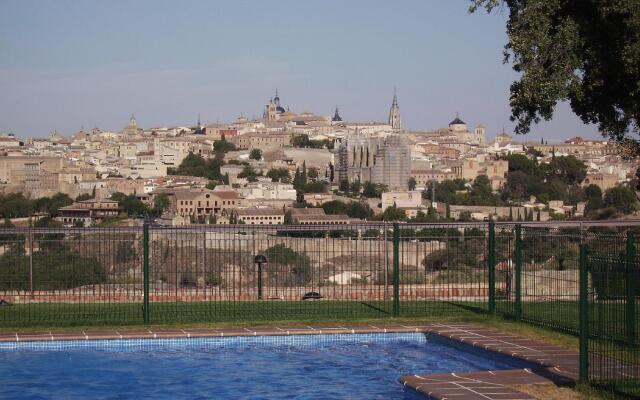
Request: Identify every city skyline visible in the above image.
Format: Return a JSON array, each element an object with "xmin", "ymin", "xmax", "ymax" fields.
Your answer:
[{"xmin": 1, "ymin": 0, "xmax": 600, "ymax": 141}]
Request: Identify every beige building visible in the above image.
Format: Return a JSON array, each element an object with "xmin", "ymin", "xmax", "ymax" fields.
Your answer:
[
  {"xmin": 411, "ymin": 169, "xmax": 458, "ymax": 186},
  {"xmin": 582, "ymin": 172, "xmax": 619, "ymax": 191},
  {"xmin": 57, "ymin": 199, "xmax": 122, "ymax": 227},
  {"xmin": 381, "ymin": 191, "xmax": 423, "ymax": 210},
  {"xmin": 230, "ymin": 132, "xmax": 291, "ymax": 150},
  {"xmin": 461, "ymin": 157, "xmax": 508, "ymax": 185},
  {"xmin": 236, "ymin": 207, "xmax": 284, "ymax": 225},
  {"xmin": 290, "ymin": 208, "xmax": 352, "ymax": 225},
  {"xmin": 170, "ymin": 188, "xmax": 242, "ymax": 220},
  {"xmin": 303, "ymin": 192, "xmax": 334, "ymax": 206}
]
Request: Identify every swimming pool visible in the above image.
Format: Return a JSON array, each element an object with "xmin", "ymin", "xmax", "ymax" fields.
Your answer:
[{"xmin": 0, "ymin": 333, "xmax": 534, "ymax": 399}]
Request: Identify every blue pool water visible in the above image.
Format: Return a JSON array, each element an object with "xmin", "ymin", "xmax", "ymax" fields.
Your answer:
[{"xmin": 0, "ymin": 333, "xmax": 533, "ymax": 399}]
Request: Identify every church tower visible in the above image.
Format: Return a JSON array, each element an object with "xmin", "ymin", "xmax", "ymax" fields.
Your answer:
[
  {"xmin": 388, "ymin": 88, "xmax": 401, "ymax": 130},
  {"xmin": 332, "ymin": 107, "xmax": 342, "ymax": 122}
]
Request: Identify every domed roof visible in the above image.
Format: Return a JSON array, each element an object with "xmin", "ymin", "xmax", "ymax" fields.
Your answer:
[
  {"xmin": 449, "ymin": 116, "xmax": 465, "ymax": 125},
  {"xmin": 276, "ymin": 106, "xmax": 285, "ymax": 113}
]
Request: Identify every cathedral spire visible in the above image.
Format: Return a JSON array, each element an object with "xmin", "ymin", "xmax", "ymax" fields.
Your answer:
[
  {"xmin": 388, "ymin": 88, "xmax": 401, "ymax": 130},
  {"xmin": 332, "ymin": 106, "xmax": 342, "ymax": 122}
]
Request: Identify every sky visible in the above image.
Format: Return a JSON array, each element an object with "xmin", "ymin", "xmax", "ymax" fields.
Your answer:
[{"xmin": 0, "ymin": 0, "xmax": 601, "ymax": 142}]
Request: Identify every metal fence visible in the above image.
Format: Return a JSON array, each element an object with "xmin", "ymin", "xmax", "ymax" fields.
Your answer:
[
  {"xmin": 580, "ymin": 242, "xmax": 640, "ymax": 397},
  {"xmin": 0, "ymin": 221, "xmax": 639, "ymax": 393}
]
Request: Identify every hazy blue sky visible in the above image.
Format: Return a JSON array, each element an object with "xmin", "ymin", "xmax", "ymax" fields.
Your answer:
[{"xmin": 0, "ymin": 0, "xmax": 600, "ymax": 141}]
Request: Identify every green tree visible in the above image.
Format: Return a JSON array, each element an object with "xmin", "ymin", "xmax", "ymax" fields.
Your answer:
[
  {"xmin": 238, "ymin": 165, "xmax": 260, "ymax": 182},
  {"xmin": 362, "ymin": 182, "xmax": 385, "ymax": 198},
  {"xmin": 472, "ymin": 1, "xmax": 640, "ymax": 149},
  {"xmin": 604, "ymin": 185, "xmax": 639, "ymax": 215},
  {"xmin": 584, "ymin": 184, "xmax": 604, "ymax": 212},
  {"xmin": 500, "ymin": 154, "xmax": 539, "ymax": 176},
  {"xmin": 292, "ymin": 167, "xmax": 306, "ymax": 192},
  {"xmin": 249, "ymin": 148, "xmax": 262, "ymax": 161},
  {"xmin": 0, "ymin": 193, "xmax": 34, "ymax": 218},
  {"xmin": 307, "ymin": 167, "xmax": 319, "ymax": 180},
  {"xmin": 306, "ymin": 181, "xmax": 327, "ymax": 193},
  {"xmin": 170, "ymin": 152, "xmax": 224, "ymax": 181},
  {"xmin": 213, "ymin": 138, "xmax": 236, "ymax": 153},
  {"xmin": 381, "ymin": 204, "xmax": 406, "ymax": 221},
  {"xmin": 264, "ymin": 244, "xmax": 312, "ymax": 286},
  {"xmin": 422, "ymin": 179, "xmax": 466, "ymax": 204},
  {"xmin": 152, "ymin": 193, "xmax": 170, "ymax": 216},
  {"xmin": 322, "ymin": 200, "xmax": 374, "ymax": 220},
  {"xmin": 266, "ymin": 168, "xmax": 291, "ymax": 183},
  {"xmin": 408, "ymin": 177, "xmax": 417, "ymax": 191},
  {"xmin": 339, "ymin": 180, "xmax": 349, "ymax": 193},
  {"xmin": 33, "ymin": 193, "xmax": 74, "ymax": 216},
  {"xmin": 111, "ymin": 192, "xmax": 149, "ymax": 217},
  {"xmin": 543, "ymin": 156, "xmax": 587, "ymax": 186},
  {"xmin": 350, "ymin": 180, "xmax": 362, "ymax": 194},
  {"xmin": 75, "ymin": 193, "xmax": 93, "ymax": 201}
]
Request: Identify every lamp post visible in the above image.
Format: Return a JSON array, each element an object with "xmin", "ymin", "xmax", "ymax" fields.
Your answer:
[{"xmin": 254, "ymin": 254, "xmax": 268, "ymax": 300}]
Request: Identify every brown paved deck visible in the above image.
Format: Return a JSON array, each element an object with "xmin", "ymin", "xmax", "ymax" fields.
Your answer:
[
  {"xmin": 0, "ymin": 323, "xmax": 580, "ymax": 400},
  {"xmin": 400, "ymin": 324, "xmax": 579, "ymax": 400}
]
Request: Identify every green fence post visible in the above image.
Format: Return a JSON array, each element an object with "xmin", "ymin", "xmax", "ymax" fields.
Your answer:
[
  {"xmin": 626, "ymin": 232, "xmax": 636, "ymax": 347},
  {"xmin": 488, "ymin": 221, "xmax": 496, "ymax": 314},
  {"xmin": 515, "ymin": 224, "xmax": 522, "ymax": 321},
  {"xmin": 392, "ymin": 223, "xmax": 400, "ymax": 318},
  {"xmin": 143, "ymin": 223, "xmax": 150, "ymax": 324},
  {"xmin": 579, "ymin": 244, "xmax": 589, "ymax": 384}
]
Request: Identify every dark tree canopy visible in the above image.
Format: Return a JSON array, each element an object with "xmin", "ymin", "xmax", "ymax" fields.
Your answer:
[{"xmin": 472, "ymin": 1, "xmax": 640, "ymax": 148}]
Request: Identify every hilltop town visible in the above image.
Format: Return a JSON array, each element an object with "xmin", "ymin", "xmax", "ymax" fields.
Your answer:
[{"xmin": 1, "ymin": 90, "xmax": 638, "ymax": 227}]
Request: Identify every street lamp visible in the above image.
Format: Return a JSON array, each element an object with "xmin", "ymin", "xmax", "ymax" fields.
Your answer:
[{"xmin": 254, "ymin": 254, "xmax": 268, "ymax": 300}]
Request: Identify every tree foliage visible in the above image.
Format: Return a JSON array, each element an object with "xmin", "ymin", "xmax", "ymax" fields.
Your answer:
[
  {"xmin": 471, "ymin": 1, "xmax": 640, "ymax": 149},
  {"xmin": 249, "ymin": 148, "xmax": 262, "ymax": 161},
  {"xmin": 322, "ymin": 200, "xmax": 374, "ymax": 220},
  {"xmin": 263, "ymin": 244, "xmax": 312, "ymax": 286},
  {"xmin": 169, "ymin": 152, "xmax": 225, "ymax": 181},
  {"xmin": 266, "ymin": 168, "xmax": 291, "ymax": 183}
]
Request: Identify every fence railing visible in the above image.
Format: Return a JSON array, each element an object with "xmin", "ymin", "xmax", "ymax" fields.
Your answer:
[{"xmin": 0, "ymin": 221, "xmax": 639, "ymax": 394}]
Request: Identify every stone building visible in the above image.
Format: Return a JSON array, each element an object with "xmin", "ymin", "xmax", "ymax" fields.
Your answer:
[
  {"xmin": 57, "ymin": 199, "xmax": 122, "ymax": 227},
  {"xmin": 235, "ymin": 207, "xmax": 284, "ymax": 225},
  {"xmin": 335, "ymin": 132, "xmax": 411, "ymax": 190},
  {"xmin": 230, "ymin": 132, "xmax": 291, "ymax": 150}
]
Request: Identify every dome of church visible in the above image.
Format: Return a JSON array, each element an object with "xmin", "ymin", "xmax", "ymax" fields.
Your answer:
[{"xmin": 449, "ymin": 117, "xmax": 465, "ymax": 126}]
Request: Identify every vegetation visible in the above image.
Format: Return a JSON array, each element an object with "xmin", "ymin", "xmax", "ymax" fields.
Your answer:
[
  {"xmin": 0, "ymin": 220, "xmax": 105, "ymax": 291},
  {"xmin": 168, "ymin": 152, "xmax": 225, "ymax": 181},
  {"xmin": 0, "ymin": 192, "xmax": 74, "ymax": 219},
  {"xmin": 322, "ymin": 200, "xmax": 374, "ymax": 220},
  {"xmin": 266, "ymin": 167, "xmax": 291, "ymax": 183},
  {"xmin": 213, "ymin": 138, "xmax": 236, "ymax": 153},
  {"xmin": 110, "ymin": 192, "xmax": 149, "ymax": 217},
  {"xmin": 423, "ymin": 175, "xmax": 501, "ymax": 206},
  {"xmin": 237, "ymin": 165, "xmax": 260, "ymax": 182},
  {"xmin": 263, "ymin": 244, "xmax": 312, "ymax": 286},
  {"xmin": 249, "ymin": 148, "xmax": 262, "ymax": 161},
  {"xmin": 362, "ymin": 182, "xmax": 387, "ymax": 198},
  {"xmin": 471, "ymin": 1, "xmax": 640, "ymax": 153},
  {"xmin": 291, "ymin": 134, "xmax": 334, "ymax": 150}
]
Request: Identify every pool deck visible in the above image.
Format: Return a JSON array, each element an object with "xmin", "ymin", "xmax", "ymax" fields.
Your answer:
[{"xmin": 0, "ymin": 323, "xmax": 579, "ymax": 400}]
